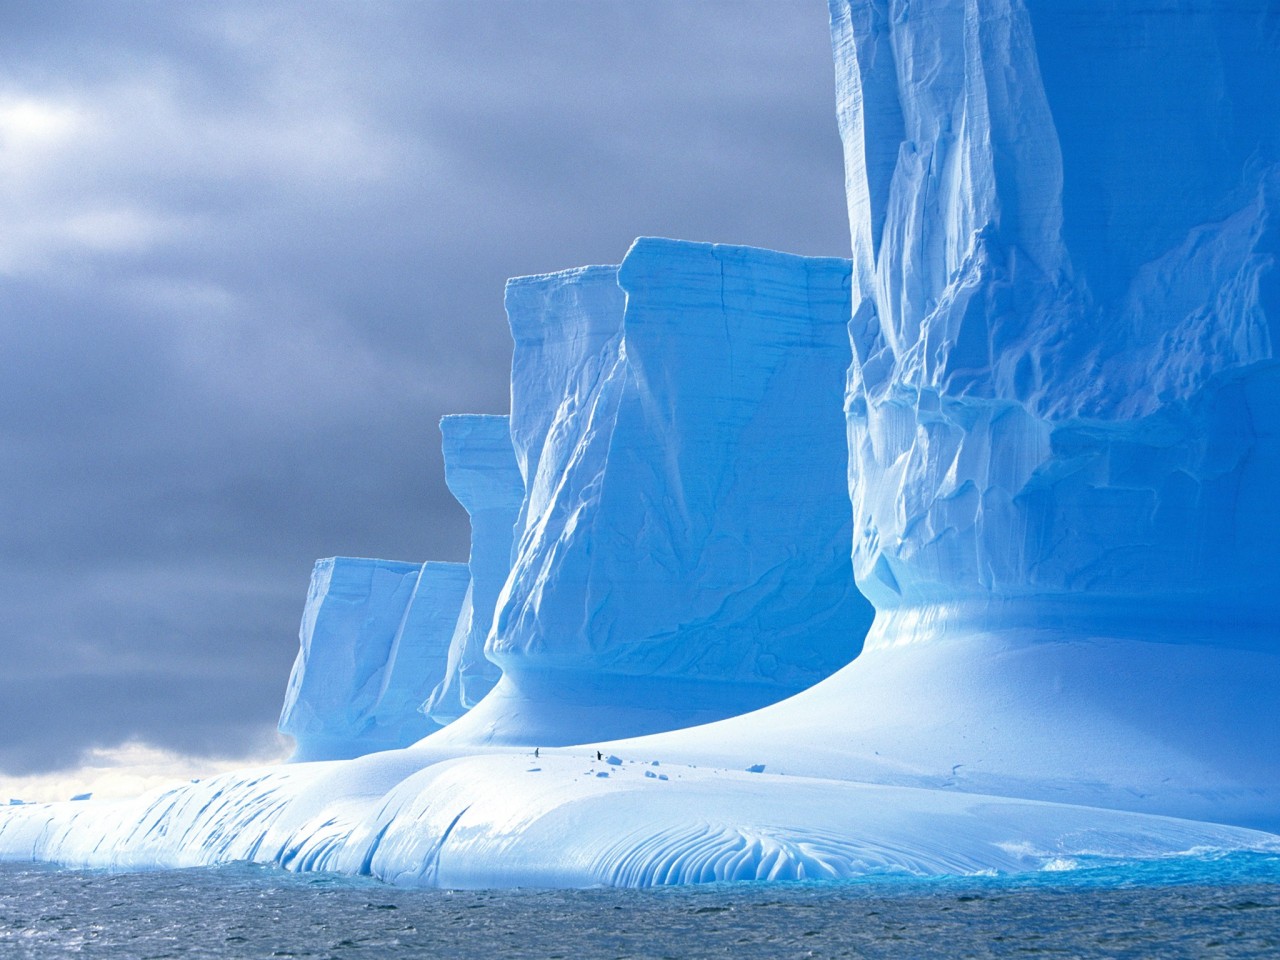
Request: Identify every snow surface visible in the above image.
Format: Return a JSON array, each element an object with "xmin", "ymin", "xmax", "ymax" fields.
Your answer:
[
  {"xmin": 1, "ymin": 745, "xmax": 1275, "ymax": 887},
  {"xmin": 2, "ymin": 0, "xmax": 1277, "ymax": 887}
]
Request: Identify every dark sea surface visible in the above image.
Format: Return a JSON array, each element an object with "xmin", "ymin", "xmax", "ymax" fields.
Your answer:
[{"xmin": 2, "ymin": 853, "xmax": 1278, "ymax": 959}]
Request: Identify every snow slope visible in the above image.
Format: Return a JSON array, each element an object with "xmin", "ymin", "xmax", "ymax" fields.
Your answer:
[{"xmin": 2, "ymin": 745, "xmax": 1274, "ymax": 888}]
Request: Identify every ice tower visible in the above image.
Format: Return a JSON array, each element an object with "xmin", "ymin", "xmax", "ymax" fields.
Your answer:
[
  {"xmin": 436, "ymin": 238, "xmax": 873, "ymax": 745},
  {"xmin": 819, "ymin": 0, "xmax": 1280, "ymax": 827},
  {"xmin": 422, "ymin": 415, "xmax": 524, "ymax": 725}
]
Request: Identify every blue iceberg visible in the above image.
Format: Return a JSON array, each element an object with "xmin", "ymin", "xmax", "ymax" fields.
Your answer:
[
  {"xmin": 817, "ymin": 0, "xmax": 1280, "ymax": 828},
  {"xmin": 279, "ymin": 557, "xmax": 469, "ymax": 761},
  {"xmin": 436, "ymin": 238, "xmax": 872, "ymax": 747},
  {"xmin": 0, "ymin": 0, "xmax": 1276, "ymax": 886}
]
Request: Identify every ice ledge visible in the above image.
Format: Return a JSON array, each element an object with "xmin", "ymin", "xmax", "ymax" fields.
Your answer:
[{"xmin": 0, "ymin": 751, "xmax": 1274, "ymax": 888}]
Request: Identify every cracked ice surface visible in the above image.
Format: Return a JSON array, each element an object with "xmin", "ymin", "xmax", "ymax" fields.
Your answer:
[{"xmin": 832, "ymin": 0, "xmax": 1280, "ymax": 610}]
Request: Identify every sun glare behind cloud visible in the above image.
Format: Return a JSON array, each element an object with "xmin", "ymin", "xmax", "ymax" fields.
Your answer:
[{"xmin": 0, "ymin": 738, "xmax": 291, "ymax": 805}]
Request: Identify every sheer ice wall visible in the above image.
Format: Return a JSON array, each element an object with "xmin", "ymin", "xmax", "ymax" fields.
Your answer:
[
  {"xmin": 376, "ymin": 562, "xmax": 471, "ymax": 733},
  {"xmin": 830, "ymin": 0, "xmax": 1280, "ymax": 631},
  {"xmin": 280, "ymin": 415, "xmax": 521, "ymax": 755},
  {"xmin": 422, "ymin": 414, "xmax": 523, "ymax": 724},
  {"xmin": 438, "ymin": 238, "xmax": 873, "ymax": 745},
  {"xmin": 278, "ymin": 557, "xmax": 468, "ymax": 761}
]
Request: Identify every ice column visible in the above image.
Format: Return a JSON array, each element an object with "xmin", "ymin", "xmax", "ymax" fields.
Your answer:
[
  {"xmin": 830, "ymin": 0, "xmax": 1280, "ymax": 635},
  {"xmin": 817, "ymin": 0, "xmax": 1280, "ymax": 826},
  {"xmin": 422, "ymin": 415, "xmax": 524, "ymax": 724},
  {"xmin": 437, "ymin": 238, "xmax": 873, "ymax": 746}
]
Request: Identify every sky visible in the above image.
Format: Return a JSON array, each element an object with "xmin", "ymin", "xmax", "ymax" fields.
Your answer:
[{"xmin": 0, "ymin": 0, "xmax": 851, "ymax": 801}]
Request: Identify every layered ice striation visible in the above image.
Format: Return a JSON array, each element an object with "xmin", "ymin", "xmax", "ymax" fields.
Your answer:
[
  {"xmin": 278, "ymin": 558, "xmax": 468, "ymax": 761},
  {"xmin": 438, "ymin": 238, "xmax": 873, "ymax": 745},
  {"xmin": 422, "ymin": 415, "xmax": 524, "ymax": 725},
  {"xmin": 832, "ymin": 0, "xmax": 1280, "ymax": 613},
  {"xmin": 278, "ymin": 415, "xmax": 521, "ymax": 757},
  {"xmin": 377, "ymin": 562, "xmax": 471, "ymax": 731},
  {"xmin": 818, "ymin": 0, "xmax": 1280, "ymax": 825}
]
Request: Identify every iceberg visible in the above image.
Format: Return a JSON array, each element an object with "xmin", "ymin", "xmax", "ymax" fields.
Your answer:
[
  {"xmin": 278, "ymin": 557, "xmax": 468, "ymax": 761},
  {"xmin": 275, "ymin": 239, "xmax": 874, "ymax": 761},
  {"xmin": 808, "ymin": 0, "xmax": 1280, "ymax": 828},
  {"xmin": 1, "ymin": 0, "xmax": 1277, "ymax": 887},
  {"xmin": 436, "ymin": 238, "xmax": 873, "ymax": 746}
]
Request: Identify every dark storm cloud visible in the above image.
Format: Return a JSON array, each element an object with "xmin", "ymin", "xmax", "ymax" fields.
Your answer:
[{"xmin": 0, "ymin": 0, "xmax": 849, "ymax": 774}]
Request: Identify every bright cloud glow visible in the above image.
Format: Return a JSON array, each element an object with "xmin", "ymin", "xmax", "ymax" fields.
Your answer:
[
  {"xmin": 63, "ymin": 207, "xmax": 184, "ymax": 253},
  {"xmin": 0, "ymin": 95, "xmax": 82, "ymax": 147},
  {"xmin": 0, "ymin": 738, "xmax": 292, "ymax": 805}
]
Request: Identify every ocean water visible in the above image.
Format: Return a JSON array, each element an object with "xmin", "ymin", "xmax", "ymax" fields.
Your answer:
[{"xmin": 2, "ymin": 853, "xmax": 1278, "ymax": 959}]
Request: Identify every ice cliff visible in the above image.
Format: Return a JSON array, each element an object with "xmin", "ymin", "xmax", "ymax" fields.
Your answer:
[
  {"xmin": 813, "ymin": 0, "xmax": 1280, "ymax": 826},
  {"xmin": 436, "ymin": 238, "xmax": 873, "ymax": 745},
  {"xmin": 278, "ymin": 557, "xmax": 468, "ymax": 761},
  {"xmin": 278, "ymin": 414, "xmax": 523, "ymax": 761},
  {"xmin": 279, "ymin": 240, "xmax": 871, "ymax": 754},
  {"xmin": 421, "ymin": 414, "xmax": 524, "ymax": 725},
  {"xmin": 832, "ymin": 0, "xmax": 1280, "ymax": 611}
]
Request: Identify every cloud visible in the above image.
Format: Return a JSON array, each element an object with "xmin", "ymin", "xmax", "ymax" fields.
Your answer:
[
  {"xmin": 0, "ymin": 1, "xmax": 849, "ymax": 778},
  {"xmin": 0, "ymin": 739, "xmax": 292, "ymax": 805}
]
